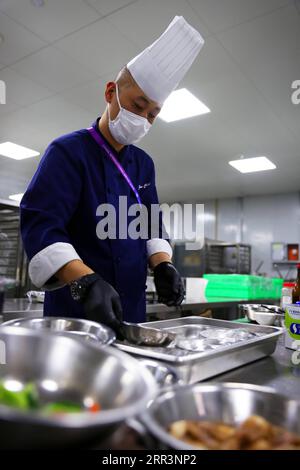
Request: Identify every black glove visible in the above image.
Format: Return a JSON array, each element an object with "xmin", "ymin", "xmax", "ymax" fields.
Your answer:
[
  {"xmin": 153, "ymin": 262, "xmax": 185, "ymax": 306},
  {"xmin": 83, "ymin": 278, "xmax": 123, "ymax": 331}
]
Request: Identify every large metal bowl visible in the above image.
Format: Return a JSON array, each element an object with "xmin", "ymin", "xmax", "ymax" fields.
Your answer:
[
  {"xmin": 2, "ymin": 316, "xmax": 116, "ymax": 346},
  {"xmin": 0, "ymin": 326, "xmax": 157, "ymax": 449},
  {"xmin": 143, "ymin": 383, "xmax": 300, "ymax": 450}
]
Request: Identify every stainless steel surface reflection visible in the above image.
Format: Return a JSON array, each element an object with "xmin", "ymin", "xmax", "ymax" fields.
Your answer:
[
  {"xmin": 0, "ymin": 326, "xmax": 157, "ymax": 449},
  {"xmin": 144, "ymin": 383, "xmax": 300, "ymax": 449},
  {"xmin": 2, "ymin": 316, "xmax": 116, "ymax": 345}
]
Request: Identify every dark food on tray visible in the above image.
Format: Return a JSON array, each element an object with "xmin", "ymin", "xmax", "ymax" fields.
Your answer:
[{"xmin": 169, "ymin": 415, "xmax": 300, "ymax": 450}]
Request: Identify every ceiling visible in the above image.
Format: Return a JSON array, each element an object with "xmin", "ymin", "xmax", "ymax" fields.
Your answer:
[{"xmin": 0, "ymin": 0, "xmax": 299, "ymax": 202}]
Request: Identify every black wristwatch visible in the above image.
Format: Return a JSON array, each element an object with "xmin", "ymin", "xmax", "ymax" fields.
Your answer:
[{"xmin": 69, "ymin": 273, "xmax": 100, "ymax": 302}]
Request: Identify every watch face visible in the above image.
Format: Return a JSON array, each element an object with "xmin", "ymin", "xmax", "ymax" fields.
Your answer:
[
  {"xmin": 70, "ymin": 274, "xmax": 98, "ymax": 302},
  {"xmin": 70, "ymin": 280, "xmax": 83, "ymax": 301}
]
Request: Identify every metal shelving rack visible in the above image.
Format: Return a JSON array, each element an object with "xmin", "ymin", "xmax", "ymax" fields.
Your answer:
[
  {"xmin": 272, "ymin": 261, "xmax": 299, "ymax": 280},
  {"xmin": 0, "ymin": 199, "xmax": 31, "ymax": 297},
  {"xmin": 173, "ymin": 239, "xmax": 251, "ymax": 277},
  {"xmin": 206, "ymin": 241, "xmax": 251, "ymax": 274}
]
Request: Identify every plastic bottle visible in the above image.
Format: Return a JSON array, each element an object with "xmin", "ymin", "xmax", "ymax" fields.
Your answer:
[
  {"xmin": 292, "ymin": 264, "xmax": 300, "ymax": 304},
  {"xmin": 281, "ymin": 282, "xmax": 295, "ymax": 308}
]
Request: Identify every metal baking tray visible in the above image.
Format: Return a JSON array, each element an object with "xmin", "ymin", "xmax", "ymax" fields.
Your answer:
[{"xmin": 115, "ymin": 317, "xmax": 282, "ymax": 384}]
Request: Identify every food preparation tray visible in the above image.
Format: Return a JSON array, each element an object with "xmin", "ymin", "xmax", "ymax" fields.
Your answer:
[{"xmin": 115, "ymin": 317, "xmax": 282, "ymax": 384}]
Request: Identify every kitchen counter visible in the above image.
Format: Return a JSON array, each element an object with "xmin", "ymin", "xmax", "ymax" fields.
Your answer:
[
  {"xmin": 1, "ymin": 298, "xmax": 44, "ymax": 322},
  {"xmin": 96, "ymin": 339, "xmax": 299, "ymax": 449},
  {"xmin": 210, "ymin": 338, "xmax": 300, "ymax": 400},
  {"xmin": 0, "ymin": 300, "xmax": 298, "ymax": 449},
  {"xmin": 3, "ymin": 301, "xmax": 294, "ymax": 396},
  {"xmin": 2, "ymin": 297, "xmax": 279, "ymax": 322},
  {"xmin": 146, "ymin": 297, "xmax": 279, "ymax": 320}
]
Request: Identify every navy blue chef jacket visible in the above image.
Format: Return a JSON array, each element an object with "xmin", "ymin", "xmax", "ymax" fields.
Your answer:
[{"xmin": 20, "ymin": 118, "xmax": 168, "ymax": 323}]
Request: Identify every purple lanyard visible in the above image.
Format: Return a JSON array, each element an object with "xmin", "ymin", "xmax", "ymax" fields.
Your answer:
[{"xmin": 87, "ymin": 127, "xmax": 142, "ymax": 206}]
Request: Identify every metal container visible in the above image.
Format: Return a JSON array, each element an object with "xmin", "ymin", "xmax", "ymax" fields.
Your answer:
[
  {"xmin": 138, "ymin": 359, "xmax": 181, "ymax": 388},
  {"xmin": 240, "ymin": 304, "xmax": 285, "ymax": 326},
  {"xmin": 116, "ymin": 317, "xmax": 282, "ymax": 384},
  {"xmin": 119, "ymin": 321, "xmax": 175, "ymax": 346},
  {"xmin": 0, "ymin": 326, "xmax": 157, "ymax": 449},
  {"xmin": 143, "ymin": 382, "xmax": 300, "ymax": 450},
  {"xmin": 2, "ymin": 316, "xmax": 116, "ymax": 346}
]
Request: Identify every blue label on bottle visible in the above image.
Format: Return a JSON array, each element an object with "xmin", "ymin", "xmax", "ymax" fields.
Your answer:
[{"xmin": 290, "ymin": 323, "xmax": 300, "ymax": 335}]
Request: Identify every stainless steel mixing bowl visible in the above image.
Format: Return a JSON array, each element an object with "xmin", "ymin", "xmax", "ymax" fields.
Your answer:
[
  {"xmin": 0, "ymin": 326, "xmax": 157, "ymax": 449},
  {"xmin": 2, "ymin": 316, "xmax": 116, "ymax": 345},
  {"xmin": 143, "ymin": 382, "xmax": 300, "ymax": 450}
]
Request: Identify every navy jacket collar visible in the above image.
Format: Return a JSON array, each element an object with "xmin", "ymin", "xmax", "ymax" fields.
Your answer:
[{"xmin": 92, "ymin": 117, "xmax": 130, "ymax": 162}]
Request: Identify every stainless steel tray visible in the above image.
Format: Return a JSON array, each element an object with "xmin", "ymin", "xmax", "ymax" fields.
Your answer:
[{"xmin": 115, "ymin": 317, "xmax": 282, "ymax": 384}]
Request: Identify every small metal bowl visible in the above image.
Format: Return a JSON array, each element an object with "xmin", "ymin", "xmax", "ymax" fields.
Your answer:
[
  {"xmin": 240, "ymin": 304, "xmax": 285, "ymax": 327},
  {"xmin": 1, "ymin": 316, "xmax": 116, "ymax": 346},
  {"xmin": 143, "ymin": 382, "xmax": 300, "ymax": 450},
  {"xmin": 139, "ymin": 359, "xmax": 181, "ymax": 388}
]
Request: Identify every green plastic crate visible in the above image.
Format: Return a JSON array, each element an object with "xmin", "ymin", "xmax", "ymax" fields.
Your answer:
[
  {"xmin": 203, "ymin": 274, "xmax": 283, "ymax": 300},
  {"xmin": 204, "ymin": 274, "xmax": 261, "ymax": 299},
  {"xmin": 270, "ymin": 278, "xmax": 284, "ymax": 299}
]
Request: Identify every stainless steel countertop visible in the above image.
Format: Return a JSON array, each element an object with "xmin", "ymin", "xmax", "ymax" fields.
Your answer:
[
  {"xmin": 211, "ymin": 338, "xmax": 300, "ymax": 399},
  {"xmin": 146, "ymin": 297, "xmax": 279, "ymax": 314},
  {"xmin": 1, "ymin": 300, "xmax": 298, "ymax": 400},
  {"xmin": 3, "ymin": 298, "xmax": 44, "ymax": 315},
  {"xmin": 2, "ymin": 297, "xmax": 279, "ymax": 317}
]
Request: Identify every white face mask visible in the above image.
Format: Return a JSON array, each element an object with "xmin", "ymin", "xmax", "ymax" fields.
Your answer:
[{"xmin": 108, "ymin": 84, "xmax": 151, "ymax": 145}]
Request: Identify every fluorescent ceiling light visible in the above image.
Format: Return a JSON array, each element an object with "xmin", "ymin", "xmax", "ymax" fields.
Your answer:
[
  {"xmin": 158, "ymin": 88, "xmax": 210, "ymax": 123},
  {"xmin": 229, "ymin": 156, "xmax": 276, "ymax": 174},
  {"xmin": 9, "ymin": 193, "xmax": 24, "ymax": 203},
  {"xmin": 0, "ymin": 142, "xmax": 40, "ymax": 160}
]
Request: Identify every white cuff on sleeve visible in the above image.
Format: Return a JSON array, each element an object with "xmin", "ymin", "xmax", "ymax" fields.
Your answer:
[
  {"xmin": 147, "ymin": 238, "xmax": 172, "ymax": 259},
  {"xmin": 29, "ymin": 242, "xmax": 82, "ymax": 291}
]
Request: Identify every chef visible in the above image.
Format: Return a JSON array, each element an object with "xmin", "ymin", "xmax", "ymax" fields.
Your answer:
[{"xmin": 20, "ymin": 16, "xmax": 204, "ymax": 332}]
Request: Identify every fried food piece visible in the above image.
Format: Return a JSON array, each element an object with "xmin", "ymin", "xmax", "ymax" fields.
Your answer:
[
  {"xmin": 169, "ymin": 421, "xmax": 209, "ymax": 449},
  {"xmin": 237, "ymin": 415, "xmax": 271, "ymax": 443},
  {"xmin": 271, "ymin": 425, "xmax": 300, "ymax": 448},
  {"xmin": 218, "ymin": 436, "xmax": 241, "ymax": 450},
  {"xmin": 183, "ymin": 437, "xmax": 208, "ymax": 450},
  {"xmin": 168, "ymin": 415, "xmax": 300, "ymax": 451},
  {"xmin": 246, "ymin": 439, "xmax": 272, "ymax": 450},
  {"xmin": 169, "ymin": 420, "xmax": 188, "ymax": 439},
  {"xmin": 198, "ymin": 421, "xmax": 236, "ymax": 442},
  {"xmin": 185, "ymin": 421, "xmax": 219, "ymax": 449}
]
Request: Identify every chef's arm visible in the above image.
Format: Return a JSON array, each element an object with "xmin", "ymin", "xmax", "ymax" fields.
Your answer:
[
  {"xmin": 149, "ymin": 249, "xmax": 184, "ymax": 306},
  {"xmin": 144, "ymin": 160, "xmax": 173, "ymax": 268},
  {"xmin": 148, "ymin": 252, "xmax": 171, "ymax": 269},
  {"xmin": 56, "ymin": 260, "xmax": 94, "ymax": 284},
  {"xmin": 20, "ymin": 141, "xmax": 94, "ymax": 290},
  {"xmin": 56, "ymin": 253, "xmax": 172, "ymax": 284},
  {"xmin": 144, "ymin": 161, "xmax": 184, "ymax": 305},
  {"xmin": 56, "ymin": 258, "xmax": 122, "ymax": 332}
]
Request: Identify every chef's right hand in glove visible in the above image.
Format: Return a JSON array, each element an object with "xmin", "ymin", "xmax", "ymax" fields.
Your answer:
[{"xmin": 77, "ymin": 275, "xmax": 123, "ymax": 331}]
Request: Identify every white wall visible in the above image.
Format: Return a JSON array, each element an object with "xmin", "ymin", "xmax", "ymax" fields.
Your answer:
[
  {"xmin": 168, "ymin": 192, "xmax": 300, "ymax": 278},
  {"xmin": 242, "ymin": 193, "xmax": 300, "ymax": 277}
]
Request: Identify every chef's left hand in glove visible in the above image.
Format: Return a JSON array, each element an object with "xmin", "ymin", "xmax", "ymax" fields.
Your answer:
[{"xmin": 153, "ymin": 261, "xmax": 185, "ymax": 306}]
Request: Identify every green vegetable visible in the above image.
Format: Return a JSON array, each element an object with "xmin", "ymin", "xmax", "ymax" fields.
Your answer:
[
  {"xmin": 0, "ymin": 381, "xmax": 38, "ymax": 410},
  {"xmin": 41, "ymin": 402, "xmax": 82, "ymax": 415},
  {"xmin": 0, "ymin": 380, "xmax": 83, "ymax": 414}
]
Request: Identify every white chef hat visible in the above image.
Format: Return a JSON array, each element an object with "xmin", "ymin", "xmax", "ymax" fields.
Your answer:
[{"xmin": 127, "ymin": 16, "xmax": 204, "ymax": 105}]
